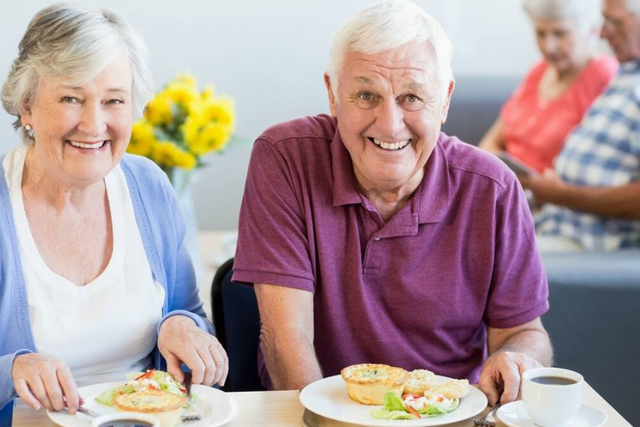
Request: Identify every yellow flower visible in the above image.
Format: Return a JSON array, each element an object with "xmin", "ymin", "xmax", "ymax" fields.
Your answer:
[
  {"xmin": 128, "ymin": 121, "xmax": 156, "ymax": 156},
  {"xmin": 151, "ymin": 141, "xmax": 197, "ymax": 170},
  {"xmin": 202, "ymin": 84, "xmax": 215, "ymax": 101},
  {"xmin": 202, "ymin": 97, "xmax": 235, "ymax": 127},
  {"xmin": 144, "ymin": 93, "xmax": 172, "ymax": 125},
  {"xmin": 175, "ymin": 73, "xmax": 197, "ymax": 89},
  {"xmin": 165, "ymin": 81, "xmax": 199, "ymax": 110}
]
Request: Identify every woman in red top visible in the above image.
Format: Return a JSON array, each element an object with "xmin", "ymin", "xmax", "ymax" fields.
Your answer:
[{"xmin": 480, "ymin": 0, "xmax": 618, "ymax": 173}]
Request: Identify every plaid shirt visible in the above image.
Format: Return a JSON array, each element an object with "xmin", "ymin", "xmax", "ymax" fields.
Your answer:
[{"xmin": 535, "ymin": 60, "xmax": 640, "ymax": 250}]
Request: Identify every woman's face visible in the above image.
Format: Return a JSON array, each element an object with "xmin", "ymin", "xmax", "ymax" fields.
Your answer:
[
  {"xmin": 532, "ymin": 18, "xmax": 593, "ymax": 75},
  {"xmin": 22, "ymin": 52, "xmax": 134, "ymax": 188}
]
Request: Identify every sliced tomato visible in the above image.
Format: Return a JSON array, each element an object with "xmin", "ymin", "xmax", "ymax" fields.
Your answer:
[
  {"xmin": 402, "ymin": 393, "xmax": 422, "ymax": 400},
  {"xmin": 406, "ymin": 405, "xmax": 421, "ymax": 419}
]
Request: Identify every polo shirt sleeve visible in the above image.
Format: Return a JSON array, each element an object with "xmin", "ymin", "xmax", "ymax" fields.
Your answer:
[
  {"xmin": 484, "ymin": 176, "xmax": 549, "ymax": 329},
  {"xmin": 233, "ymin": 138, "xmax": 315, "ymax": 292}
]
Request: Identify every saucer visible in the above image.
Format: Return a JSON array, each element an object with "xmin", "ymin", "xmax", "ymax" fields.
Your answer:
[{"xmin": 497, "ymin": 401, "xmax": 607, "ymax": 427}]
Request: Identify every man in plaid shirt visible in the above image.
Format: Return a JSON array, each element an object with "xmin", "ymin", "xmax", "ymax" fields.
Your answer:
[{"xmin": 523, "ymin": 0, "xmax": 640, "ymax": 251}]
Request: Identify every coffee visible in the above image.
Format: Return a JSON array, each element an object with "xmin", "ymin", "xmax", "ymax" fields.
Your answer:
[{"xmin": 530, "ymin": 376, "xmax": 577, "ymax": 386}]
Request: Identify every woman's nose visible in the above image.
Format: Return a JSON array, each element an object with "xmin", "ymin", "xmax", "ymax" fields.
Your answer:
[{"xmin": 77, "ymin": 103, "xmax": 107, "ymax": 137}]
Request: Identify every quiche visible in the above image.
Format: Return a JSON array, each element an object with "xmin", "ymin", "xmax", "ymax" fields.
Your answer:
[
  {"xmin": 114, "ymin": 390, "xmax": 186, "ymax": 427},
  {"xmin": 341, "ymin": 363, "xmax": 410, "ymax": 405}
]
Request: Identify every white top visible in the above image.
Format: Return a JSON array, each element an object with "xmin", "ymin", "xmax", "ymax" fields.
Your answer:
[{"xmin": 3, "ymin": 144, "xmax": 165, "ymax": 387}]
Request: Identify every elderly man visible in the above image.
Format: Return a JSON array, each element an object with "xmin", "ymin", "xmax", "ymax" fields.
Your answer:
[
  {"xmin": 524, "ymin": 0, "xmax": 640, "ymax": 252},
  {"xmin": 233, "ymin": 0, "xmax": 552, "ymax": 405}
]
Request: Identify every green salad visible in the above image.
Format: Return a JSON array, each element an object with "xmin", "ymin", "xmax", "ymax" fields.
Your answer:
[
  {"xmin": 370, "ymin": 391, "xmax": 460, "ymax": 420},
  {"xmin": 95, "ymin": 369, "xmax": 189, "ymax": 407}
]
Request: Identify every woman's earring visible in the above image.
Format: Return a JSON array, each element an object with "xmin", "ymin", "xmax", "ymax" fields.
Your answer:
[{"xmin": 25, "ymin": 124, "xmax": 34, "ymax": 139}]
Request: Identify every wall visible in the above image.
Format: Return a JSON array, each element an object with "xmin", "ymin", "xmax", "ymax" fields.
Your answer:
[{"xmin": 0, "ymin": 0, "xmax": 542, "ymax": 229}]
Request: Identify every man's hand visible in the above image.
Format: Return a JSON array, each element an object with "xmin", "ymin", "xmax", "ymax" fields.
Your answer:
[
  {"xmin": 158, "ymin": 315, "xmax": 229, "ymax": 387},
  {"xmin": 12, "ymin": 353, "xmax": 82, "ymax": 412},
  {"xmin": 519, "ymin": 169, "xmax": 566, "ymax": 204},
  {"xmin": 478, "ymin": 351, "xmax": 543, "ymax": 405}
]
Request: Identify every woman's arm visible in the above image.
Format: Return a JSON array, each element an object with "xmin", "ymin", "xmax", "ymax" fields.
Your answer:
[{"xmin": 479, "ymin": 116, "xmax": 507, "ymax": 155}]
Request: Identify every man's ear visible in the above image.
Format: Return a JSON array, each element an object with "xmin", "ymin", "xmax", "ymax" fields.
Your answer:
[
  {"xmin": 440, "ymin": 79, "xmax": 455, "ymax": 124},
  {"xmin": 324, "ymin": 72, "xmax": 338, "ymax": 117}
]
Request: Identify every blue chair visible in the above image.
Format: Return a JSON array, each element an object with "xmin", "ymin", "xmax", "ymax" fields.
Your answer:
[{"xmin": 210, "ymin": 258, "xmax": 265, "ymax": 391}]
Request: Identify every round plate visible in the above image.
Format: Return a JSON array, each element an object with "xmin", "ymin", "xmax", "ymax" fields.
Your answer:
[
  {"xmin": 299, "ymin": 375, "xmax": 488, "ymax": 427},
  {"xmin": 47, "ymin": 381, "xmax": 238, "ymax": 427},
  {"xmin": 497, "ymin": 401, "xmax": 607, "ymax": 427}
]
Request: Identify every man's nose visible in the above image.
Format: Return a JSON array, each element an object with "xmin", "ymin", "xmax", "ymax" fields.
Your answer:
[
  {"xmin": 374, "ymin": 100, "xmax": 405, "ymax": 137},
  {"xmin": 77, "ymin": 103, "xmax": 107, "ymax": 137}
]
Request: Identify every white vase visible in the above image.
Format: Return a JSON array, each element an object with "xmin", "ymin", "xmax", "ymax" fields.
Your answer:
[{"xmin": 166, "ymin": 168, "xmax": 204, "ymax": 284}]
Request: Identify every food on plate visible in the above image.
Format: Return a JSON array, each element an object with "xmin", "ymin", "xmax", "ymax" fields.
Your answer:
[
  {"xmin": 95, "ymin": 369, "xmax": 189, "ymax": 407},
  {"xmin": 427, "ymin": 378, "xmax": 470, "ymax": 399},
  {"xmin": 370, "ymin": 390, "xmax": 460, "ymax": 420},
  {"xmin": 404, "ymin": 369, "xmax": 438, "ymax": 394},
  {"xmin": 341, "ymin": 363, "xmax": 410, "ymax": 405},
  {"xmin": 114, "ymin": 390, "xmax": 186, "ymax": 427}
]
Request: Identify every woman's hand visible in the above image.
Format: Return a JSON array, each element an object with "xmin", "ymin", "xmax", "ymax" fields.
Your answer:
[
  {"xmin": 11, "ymin": 353, "xmax": 82, "ymax": 412},
  {"xmin": 158, "ymin": 315, "xmax": 229, "ymax": 387}
]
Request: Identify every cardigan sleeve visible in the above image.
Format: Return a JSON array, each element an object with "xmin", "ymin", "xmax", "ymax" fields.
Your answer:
[{"xmin": 0, "ymin": 350, "xmax": 32, "ymax": 409}]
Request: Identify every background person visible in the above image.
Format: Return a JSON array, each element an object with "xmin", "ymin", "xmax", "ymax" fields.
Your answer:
[
  {"xmin": 480, "ymin": 0, "xmax": 617, "ymax": 173},
  {"xmin": 523, "ymin": 0, "xmax": 640, "ymax": 252}
]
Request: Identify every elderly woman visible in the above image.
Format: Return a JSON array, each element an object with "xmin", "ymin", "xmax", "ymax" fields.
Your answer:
[
  {"xmin": 479, "ymin": 0, "xmax": 618, "ymax": 173},
  {"xmin": 0, "ymin": 4, "xmax": 227, "ymax": 423}
]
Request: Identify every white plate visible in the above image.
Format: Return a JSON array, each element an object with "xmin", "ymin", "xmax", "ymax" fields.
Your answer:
[
  {"xmin": 497, "ymin": 401, "xmax": 607, "ymax": 427},
  {"xmin": 299, "ymin": 375, "xmax": 488, "ymax": 427},
  {"xmin": 47, "ymin": 381, "xmax": 238, "ymax": 427}
]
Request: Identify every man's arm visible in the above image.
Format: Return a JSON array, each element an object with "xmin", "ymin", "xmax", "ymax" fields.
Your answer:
[
  {"xmin": 254, "ymin": 283, "xmax": 322, "ymax": 390},
  {"xmin": 478, "ymin": 318, "xmax": 552, "ymax": 405},
  {"xmin": 521, "ymin": 168, "xmax": 640, "ymax": 219}
]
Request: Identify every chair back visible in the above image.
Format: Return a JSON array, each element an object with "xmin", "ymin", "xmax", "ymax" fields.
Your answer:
[{"xmin": 211, "ymin": 258, "xmax": 265, "ymax": 391}]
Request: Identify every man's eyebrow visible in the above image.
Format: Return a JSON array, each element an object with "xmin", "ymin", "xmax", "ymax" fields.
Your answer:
[
  {"xmin": 355, "ymin": 76, "xmax": 374, "ymax": 85},
  {"xmin": 405, "ymin": 81, "xmax": 425, "ymax": 91}
]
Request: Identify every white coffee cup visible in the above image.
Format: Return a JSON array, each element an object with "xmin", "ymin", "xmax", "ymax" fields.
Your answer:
[{"xmin": 522, "ymin": 367, "xmax": 583, "ymax": 426}]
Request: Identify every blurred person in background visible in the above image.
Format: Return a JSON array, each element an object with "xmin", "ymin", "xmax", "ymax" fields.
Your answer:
[
  {"xmin": 524, "ymin": 0, "xmax": 640, "ymax": 252},
  {"xmin": 480, "ymin": 0, "xmax": 617, "ymax": 173}
]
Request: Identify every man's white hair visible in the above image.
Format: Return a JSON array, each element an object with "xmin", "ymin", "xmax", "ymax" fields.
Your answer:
[
  {"xmin": 522, "ymin": 0, "xmax": 603, "ymax": 34},
  {"xmin": 327, "ymin": 0, "xmax": 453, "ymax": 102},
  {"xmin": 1, "ymin": 2, "xmax": 153, "ymax": 143}
]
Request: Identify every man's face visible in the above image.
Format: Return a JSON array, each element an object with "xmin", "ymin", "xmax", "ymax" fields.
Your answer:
[
  {"xmin": 325, "ymin": 41, "xmax": 454, "ymax": 193},
  {"xmin": 601, "ymin": 0, "xmax": 640, "ymax": 62}
]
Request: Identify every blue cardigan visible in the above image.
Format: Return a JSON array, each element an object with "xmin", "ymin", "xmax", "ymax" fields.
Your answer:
[{"xmin": 0, "ymin": 154, "xmax": 213, "ymax": 426}]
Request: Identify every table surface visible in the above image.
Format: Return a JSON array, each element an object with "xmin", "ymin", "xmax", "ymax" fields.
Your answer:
[
  {"xmin": 13, "ymin": 381, "xmax": 632, "ymax": 426},
  {"xmin": 15, "ymin": 232, "xmax": 631, "ymax": 426}
]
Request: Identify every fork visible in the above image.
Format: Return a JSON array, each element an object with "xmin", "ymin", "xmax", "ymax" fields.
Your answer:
[
  {"xmin": 181, "ymin": 372, "xmax": 202, "ymax": 423},
  {"xmin": 473, "ymin": 402, "xmax": 502, "ymax": 427}
]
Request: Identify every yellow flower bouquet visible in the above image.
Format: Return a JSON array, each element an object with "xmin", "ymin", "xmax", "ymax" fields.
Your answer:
[{"xmin": 127, "ymin": 73, "xmax": 235, "ymax": 191}]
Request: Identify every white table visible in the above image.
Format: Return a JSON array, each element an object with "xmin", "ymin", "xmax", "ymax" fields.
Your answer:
[{"xmin": 13, "ymin": 382, "xmax": 633, "ymax": 426}]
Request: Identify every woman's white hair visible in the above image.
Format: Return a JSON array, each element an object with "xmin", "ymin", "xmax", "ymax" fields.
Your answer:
[
  {"xmin": 1, "ymin": 2, "xmax": 153, "ymax": 143},
  {"xmin": 327, "ymin": 0, "xmax": 453, "ymax": 102},
  {"xmin": 623, "ymin": 0, "xmax": 640, "ymax": 15},
  {"xmin": 522, "ymin": 0, "xmax": 603, "ymax": 33}
]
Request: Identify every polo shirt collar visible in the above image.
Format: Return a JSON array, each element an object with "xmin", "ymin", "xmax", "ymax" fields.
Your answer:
[{"xmin": 331, "ymin": 128, "xmax": 451, "ymax": 224}]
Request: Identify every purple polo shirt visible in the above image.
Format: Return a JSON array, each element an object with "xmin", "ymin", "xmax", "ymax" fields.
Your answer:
[{"xmin": 233, "ymin": 114, "xmax": 548, "ymax": 386}]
